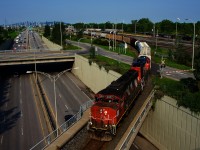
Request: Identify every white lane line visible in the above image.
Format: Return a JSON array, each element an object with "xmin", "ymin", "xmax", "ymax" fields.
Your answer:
[
  {"xmin": 66, "ymin": 73, "xmax": 93, "ymax": 102},
  {"xmin": 21, "ymin": 111, "xmax": 23, "ymax": 117},
  {"xmin": 65, "ymin": 105, "xmax": 69, "ymax": 110},
  {"xmin": 166, "ymin": 73, "xmax": 171, "ymax": 76},
  {"xmin": 21, "ymin": 128, "xmax": 23, "ymax": 135},
  {"xmin": 0, "ymin": 136, "xmax": 3, "ymax": 144},
  {"xmin": 20, "ymin": 98, "xmax": 22, "ymax": 104}
]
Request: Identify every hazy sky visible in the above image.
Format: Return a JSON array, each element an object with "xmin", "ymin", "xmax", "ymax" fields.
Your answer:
[{"xmin": 1, "ymin": 0, "xmax": 199, "ymax": 25}]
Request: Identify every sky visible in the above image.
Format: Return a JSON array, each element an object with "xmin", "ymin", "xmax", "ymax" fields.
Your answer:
[{"xmin": 0, "ymin": 0, "xmax": 200, "ymax": 25}]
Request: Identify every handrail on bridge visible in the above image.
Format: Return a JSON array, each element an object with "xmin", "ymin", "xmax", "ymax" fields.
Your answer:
[
  {"xmin": 30, "ymin": 100, "xmax": 94, "ymax": 150},
  {"xmin": 116, "ymin": 89, "xmax": 155, "ymax": 150}
]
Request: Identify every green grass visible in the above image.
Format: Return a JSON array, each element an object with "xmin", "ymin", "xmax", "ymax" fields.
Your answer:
[
  {"xmin": 63, "ymin": 44, "xmax": 81, "ymax": 50},
  {"xmin": 151, "ymin": 46, "xmax": 191, "ymax": 70},
  {"xmin": 153, "ymin": 77, "xmax": 200, "ymax": 114},
  {"xmin": 70, "ymin": 36, "xmax": 137, "ymax": 58},
  {"xmin": 9, "ymin": 31, "xmax": 19, "ymax": 39},
  {"xmin": 85, "ymin": 55, "xmax": 131, "ymax": 74},
  {"xmin": 97, "ymin": 45, "xmax": 137, "ymax": 58},
  {"xmin": 71, "ymin": 36, "xmax": 191, "ymax": 70}
]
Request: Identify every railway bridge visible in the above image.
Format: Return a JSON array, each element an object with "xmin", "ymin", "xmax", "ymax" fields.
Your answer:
[{"xmin": 39, "ymin": 55, "xmax": 199, "ymax": 150}]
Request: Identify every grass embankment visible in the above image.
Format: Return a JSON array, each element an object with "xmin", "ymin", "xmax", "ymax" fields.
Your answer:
[
  {"xmin": 85, "ymin": 55, "xmax": 131, "ymax": 75},
  {"xmin": 153, "ymin": 77, "xmax": 200, "ymax": 114},
  {"xmin": 151, "ymin": 46, "xmax": 190, "ymax": 70},
  {"xmin": 63, "ymin": 44, "xmax": 80, "ymax": 50},
  {"xmin": 9, "ymin": 31, "xmax": 19, "ymax": 39},
  {"xmin": 70, "ymin": 37, "xmax": 137, "ymax": 58}
]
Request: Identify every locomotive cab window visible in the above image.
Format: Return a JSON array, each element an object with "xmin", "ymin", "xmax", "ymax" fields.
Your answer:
[
  {"xmin": 113, "ymin": 99, "xmax": 119, "ymax": 104},
  {"xmin": 95, "ymin": 98, "xmax": 102, "ymax": 102}
]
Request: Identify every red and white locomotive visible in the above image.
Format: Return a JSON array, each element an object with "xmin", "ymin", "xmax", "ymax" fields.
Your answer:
[{"xmin": 87, "ymin": 41, "xmax": 151, "ymax": 141}]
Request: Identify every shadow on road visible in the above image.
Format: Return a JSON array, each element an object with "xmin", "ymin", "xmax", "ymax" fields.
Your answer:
[
  {"xmin": 0, "ymin": 107, "xmax": 21, "ymax": 134},
  {"xmin": 0, "ymin": 76, "xmax": 21, "ymax": 134}
]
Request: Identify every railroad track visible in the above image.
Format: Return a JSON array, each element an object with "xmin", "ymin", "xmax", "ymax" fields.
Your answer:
[{"xmin": 82, "ymin": 139, "xmax": 107, "ymax": 150}]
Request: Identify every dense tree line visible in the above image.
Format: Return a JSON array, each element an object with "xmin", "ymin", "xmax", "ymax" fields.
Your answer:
[
  {"xmin": 0, "ymin": 26, "xmax": 21, "ymax": 45},
  {"xmin": 71, "ymin": 18, "xmax": 200, "ymax": 39},
  {"xmin": 43, "ymin": 22, "xmax": 66, "ymax": 46},
  {"xmin": 0, "ymin": 26, "xmax": 10, "ymax": 44}
]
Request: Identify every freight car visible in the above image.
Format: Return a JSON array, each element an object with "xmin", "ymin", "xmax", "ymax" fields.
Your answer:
[
  {"xmin": 87, "ymin": 41, "xmax": 151, "ymax": 141},
  {"xmin": 83, "ymin": 30, "xmax": 138, "ymax": 50}
]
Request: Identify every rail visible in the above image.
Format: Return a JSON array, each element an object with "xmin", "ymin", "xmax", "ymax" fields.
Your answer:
[
  {"xmin": 116, "ymin": 89, "xmax": 155, "ymax": 150},
  {"xmin": 30, "ymin": 100, "xmax": 94, "ymax": 150}
]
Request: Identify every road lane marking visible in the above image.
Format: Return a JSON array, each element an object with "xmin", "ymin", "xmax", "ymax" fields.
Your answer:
[
  {"xmin": 0, "ymin": 136, "xmax": 3, "ymax": 144},
  {"xmin": 21, "ymin": 127, "xmax": 23, "ymax": 135},
  {"xmin": 166, "ymin": 73, "xmax": 171, "ymax": 76},
  {"xmin": 65, "ymin": 73, "xmax": 92, "ymax": 102},
  {"xmin": 21, "ymin": 111, "xmax": 23, "ymax": 117},
  {"xmin": 65, "ymin": 105, "xmax": 68, "ymax": 110},
  {"xmin": 29, "ymin": 75, "xmax": 45, "ymax": 138}
]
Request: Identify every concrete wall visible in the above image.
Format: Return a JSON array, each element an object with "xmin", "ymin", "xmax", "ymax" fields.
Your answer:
[
  {"xmin": 42, "ymin": 36, "xmax": 62, "ymax": 50},
  {"xmin": 72, "ymin": 54, "xmax": 121, "ymax": 94},
  {"xmin": 140, "ymin": 95, "xmax": 200, "ymax": 150}
]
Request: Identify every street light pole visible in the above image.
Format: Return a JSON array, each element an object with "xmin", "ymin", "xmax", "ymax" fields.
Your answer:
[
  {"xmin": 135, "ymin": 21, "xmax": 137, "ymax": 34},
  {"xmin": 27, "ymin": 68, "xmax": 78, "ymax": 137},
  {"xmin": 185, "ymin": 19, "xmax": 196, "ymax": 70},
  {"xmin": 53, "ymin": 77, "xmax": 58, "ymax": 136},
  {"xmin": 60, "ymin": 22, "xmax": 63, "ymax": 49},
  {"xmin": 192, "ymin": 22, "xmax": 195, "ymax": 70},
  {"xmin": 176, "ymin": 18, "xmax": 180, "ymax": 38}
]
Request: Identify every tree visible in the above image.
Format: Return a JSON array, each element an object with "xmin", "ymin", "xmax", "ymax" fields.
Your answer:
[
  {"xmin": 43, "ymin": 25, "xmax": 50, "ymax": 38},
  {"xmin": 136, "ymin": 18, "xmax": 153, "ymax": 34},
  {"xmin": 158, "ymin": 19, "xmax": 174, "ymax": 35},
  {"xmin": 174, "ymin": 43, "xmax": 189, "ymax": 65},
  {"xmin": 104, "ymin": 22, "xmax": 112, "ymax": 29},
  {"xmin": 51, "ymin": 22, "xmax": 65, "ymax": 46}
]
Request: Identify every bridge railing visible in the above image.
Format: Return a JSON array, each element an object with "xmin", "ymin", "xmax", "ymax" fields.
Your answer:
[
  {"xmin": 30, "ymin": 100, "xmax": 94, "ymax": 150},
  {"xmin": 117, "ymin": 89, "xmax": 155, "ymax": 150}
]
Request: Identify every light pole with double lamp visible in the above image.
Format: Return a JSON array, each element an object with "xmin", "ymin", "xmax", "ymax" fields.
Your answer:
[{"xmin": 27, "ymin": 67, "xmax": 79, "ymax": 137}]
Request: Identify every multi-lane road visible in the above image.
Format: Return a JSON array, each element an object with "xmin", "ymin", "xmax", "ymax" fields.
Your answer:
[
  {"xmin": 0, "ymin": 75, "xmax": 44, "ymax": 149},
  {"xmin": 0, "ymin": 30, "xmax": 91, "ymax": 149},
  {"xmin": 38, "ymin": 72, "xmax": 91, "ymax": 127}
]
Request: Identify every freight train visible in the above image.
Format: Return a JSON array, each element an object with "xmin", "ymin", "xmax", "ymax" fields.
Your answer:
[
  {"xmin": 83, "ymin": 30, "xmax": 139, "ymax": 52},
  {"xmin": 87, "ymin": 39, "xmax": 151, "ymax": 141}
]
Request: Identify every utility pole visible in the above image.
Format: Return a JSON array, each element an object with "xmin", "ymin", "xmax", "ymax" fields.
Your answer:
[{"xmin": 60, "ymin": 22, "xmax": 63, "ymax": 49}]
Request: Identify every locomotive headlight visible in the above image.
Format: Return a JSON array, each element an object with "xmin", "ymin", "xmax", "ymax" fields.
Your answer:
[
  {"xmin": 104, "ymin": 110, "xmax": 107, "ymax": 115},
  {"xmin": 105, "ymin": 124, "xmax": 108, "ymax": 127}
]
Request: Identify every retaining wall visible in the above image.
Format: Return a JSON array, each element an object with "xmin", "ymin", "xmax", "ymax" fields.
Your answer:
[
  {"xmin": 72, "ymin": 54, "xmax": 121, "ymax": 94},
  {"xmin": 140, "ymin": 96, "xmax": 200, "ymax": 150}
]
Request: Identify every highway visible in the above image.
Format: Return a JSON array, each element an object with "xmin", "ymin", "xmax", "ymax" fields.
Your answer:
[
  {"xmin": 38, "ymin": 72, "xmax": 91, "ymax": 127},
  {"xmin": 0, "ymin": 75, "xmax": 44, "ymax": 150}
]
